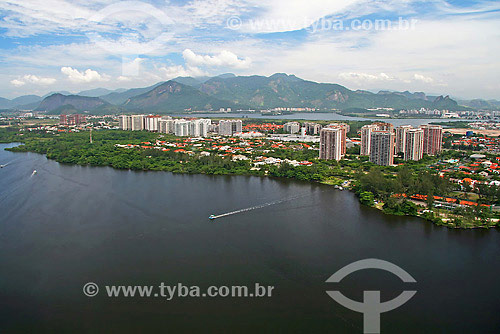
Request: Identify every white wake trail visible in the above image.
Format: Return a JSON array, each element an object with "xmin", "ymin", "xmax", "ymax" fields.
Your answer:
[{"xmin": 210, "ymin": 193, "xmax": 313, "ymax": 220}]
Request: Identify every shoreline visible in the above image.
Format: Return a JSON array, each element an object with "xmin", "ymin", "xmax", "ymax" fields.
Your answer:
[{"xmin": 3, "ymin": 140, "xmax": 497, "ymax": 230}]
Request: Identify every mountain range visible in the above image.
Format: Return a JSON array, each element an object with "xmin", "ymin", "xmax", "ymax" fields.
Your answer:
[{"xmin": 1, "ymin": 73, "xmax": 496, "ymax": 114}]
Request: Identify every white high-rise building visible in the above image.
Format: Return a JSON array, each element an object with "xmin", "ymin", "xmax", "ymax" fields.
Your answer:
[
  {"xmin": 198, "ymin": 119, "xmax": 211, "ymax": 137},
  {"xmin": 131, "ymin": 115, "xmax": 145, "ymax": 131},
  {"xmin": 189, "ymin": 120, "xmax": 201, "ymax": 137},
  {"xmin": 361, "ymin": 124, "xmax": 378, "ymax": 156},
  {"xmin": 119, "ymin": 115, "xmax": 132, "ymax": 130},
  {"xmin": 420, "ymin": 125, "xmax": 443, "ymax": 156},
  {"xmin": 218, "ymin": 120, "xmax": 242, "ymax": 136},
  {"xmin": 159, "ymin": 119, "xmax": 175, "ymax": 134},
  {"xmin": 327, "ymin": 123, "xmax": 349, "ymax": 156},
  {"xmin": 369, "ymin": 131, "xmax": 395, "ymax": 166},
  {"xmin": 404, "ymin": 128, "xmax": 424, "ymax": 161},
  {"xmin": 319, "ymin": 128, "xmax": 343, "ymax": 161},
  {"xmin": 145, "ymin": 116, "xmax": 161, "ymax": 132},
  {"xmin": 395, "ymin": 125, "xmax": 413, "ymax": 154},
  {"xmin": 284, "ymin": 122, "xmax": 301, "ymax": 134},
  {"xmin": 187, "ymin": 119, "xmax": 211, "ymax": 137},
  {"xmin": 361, "ymin": 122, "xmax": 394, "ymax": 156},
  {"xmin": 174, "ymin": 120, "xmax": 190, "ymax": 136}
]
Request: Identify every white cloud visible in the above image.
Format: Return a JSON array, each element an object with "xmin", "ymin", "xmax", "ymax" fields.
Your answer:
[
  {"xmin": 158, "ymin": 65, "xmax": 208, "ymax": 79},
  {"xmin": 10, "ymin": 79, "xmax": 25, "ymax": 87},
  {"xmin": 121, "ymin": 57, "xmax": 145, "ymax": 77},
  {"xmin": 10, "ymin": 74, "xmax": 56, "ymax": 87},
  {"xmin": 339, "ymin": 72, "xmax": 396, "ymax": 82},
  {"xmin": 117, "ymin": 75, "xmax": 132, "ymax": 82},
  {"xmin": 61, "ymin": 67, "xmax": 109, "ymax": 83},
  {"xmin": 182, "ymin": 49, "xmax": 251, "ymax": 69},
  {"xmin": 413, "ymin": 73, "xmax": 434, "ymax": 83}
]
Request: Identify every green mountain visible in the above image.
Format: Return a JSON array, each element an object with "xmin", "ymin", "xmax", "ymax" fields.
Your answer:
[
  {"xmin": 77, "ymin": 88, "xmax": 115, "ymax": 97},
  {"xmin": 36, "ymin": 94, "xmax": 109, "ymax": 113},
  {"xmin": 0, "ymin": 97, "xmax": 10, "ymax": 109},
  {"xmin": 199, "ymin": 73, "xmax": 461, "ymax": 110},
  {"xmin": 0, "ymin": 95, "xmax": 43, "ymax": 109},
  {"xmin": 2, "ymin": 73, "xmax": 475, "ymax": 114},
  {"xmin": 457, "ymin": 99, "xmax": 500, "ymax": 110},
  {"xmin": 123, "ymin": 80, "xmax": 241, "ymax": 113},
  {"xmin": 171, "ymin": 73, "xmax": 237, "ymax": 88},
  {"xmin": 100, "ymin": 83, "xmax": 164, "ymax": 105},
  {"xmin": 42, "ymin": 91, "xmax": 71, "ymax": 98}
]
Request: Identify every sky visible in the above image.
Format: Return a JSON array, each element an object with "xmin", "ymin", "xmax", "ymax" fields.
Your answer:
[{"xmin": 0, "ymin": 0, "xmax": 499, "ymax": 100}]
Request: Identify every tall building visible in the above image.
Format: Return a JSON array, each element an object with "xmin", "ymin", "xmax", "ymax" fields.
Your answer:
[
  {"xmin": 361, "ymin": 122, "xmax": 394, "ymax": 156},
  {"xmin": 131, "ymin": 115, "xmax": 145, "ymax": 131},
  {"xmin": 327, "ymin": 123, "xmax": 349, "ymax": 156},
  {"xmin": 395, "ymin": 125, "xmax": 413, "ymax": 154},
  {"xmin": 369, "ymin": 131, "xmax": 395, "ymax": 166},
  {"xmin": 189, "ymin": 119, "xmax": 211, "ymax": 137},
  {"xmin": 60, "ymin": 114, "xmax": 86, "ymax": 126},
  {"xmin": 119, "ymin": 115, "xmax": 133, "ymax": 130},
  {"xmin": 304, "ymin": 122, "xmax": 322, "ymax": 135},
  {"xmin": 319, "ymin": 128, "xmax": 343, "ymax": 160},
  {"xmin": 284, "ymin": 122, "xmax": 301, "ymax": 134},
  {"xmin": 159, "ymin": 119, "xmax": 175, "ymax": 134},
  {"xmin": 373, "ymin": 122, "xmax": 394, "ymax": 132},
  {"xmin": 404, "ymin": 128, "xmax": 424, "ymax": 161},
  {"xmin": 145, "ymin": 115, "xmax": 161, "ymax": 132},
  {"xmin": 218, "ymin": 120, "xmax": 242, "ymax": 136},
  {"xmin": 420, "ymin": 125, "xmax": 443, "ymax": 155},
  {"xmin": 174, "ymin": 120, "xmax": 189, "ymax": 136},
  {"xmin": 361, "ymin": 124, "xmax": 378, "ymax": 156},
  {"xmin": 198, "ymin": 119, "xmax": 212, "ymax": 137}
]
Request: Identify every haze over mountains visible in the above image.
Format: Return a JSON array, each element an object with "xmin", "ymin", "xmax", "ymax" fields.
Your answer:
[{"xmin": 1, "ymin": 73, "xmax": 498, "ymax": 114}]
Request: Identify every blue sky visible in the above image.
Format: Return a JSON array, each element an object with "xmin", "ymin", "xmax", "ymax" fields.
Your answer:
[{"xmin": 0, "ymin": 0, "xmax": 499, "ymax": 100}]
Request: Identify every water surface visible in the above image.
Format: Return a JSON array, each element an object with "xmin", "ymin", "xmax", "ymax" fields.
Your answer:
[
  {"xmin": 173, "ymin": 113, "xmax": 458, "ymax": 127},
  {"xmin": 0, "ymin": 143, "xmax": 498, "ymax": 333}
]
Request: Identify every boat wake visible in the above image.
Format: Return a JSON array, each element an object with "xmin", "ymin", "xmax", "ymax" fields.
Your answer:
[{"xmin": 209, "ymin": 193, "xmax": 313, "ymax": 220}]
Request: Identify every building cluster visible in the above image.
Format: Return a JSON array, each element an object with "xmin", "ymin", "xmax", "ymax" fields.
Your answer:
[
  {"xmin": 284, "ymin": 122, "xmax": 301, "ymax": 134},
  {"xmin": 119, "ymin": 115, "xmax": 243, "ymax": 137},
  {"xmin": 360, "ymin": 123, "xmax": 443, "ymax": 166},
  {"xmin": 114, "ymin": 134, "xmax": 315, "ymax": 169},
  {"xmin": 60, "ymin": 114, "xmax": 86, "ymax": 126},
  {"xmin": 451, "ymin": 135, "xmax": 500, "ymax": 154},
  {"xmin": 398, "ymin": 108, "xmax": 443, "ymax": 116},
  {"xmin": 264, "ymin": 107, "xmax": 318, "ymax": 112},
  {"xmin": 242, "ymin": 123, "xmax": 283, "ymax": 132},
  {"xmin": 468, "ymin": 122, "xmax": 500, "ymax": 130},
  {"xmin": 426, "ymin": 155, "xmax": 500, "ymax": 191},
  {"xmin": 283, "ymin": 121, "xmax": 324, "ymax": 135}
]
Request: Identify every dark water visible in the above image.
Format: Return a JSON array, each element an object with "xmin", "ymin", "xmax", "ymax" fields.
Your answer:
[
  {"xmin": 173, "ymin": 113, "xmax": 456, "ymax": 127},
  {"xmin": 0, "ymin": 143, "xmax": 499, "ymax": 333}
]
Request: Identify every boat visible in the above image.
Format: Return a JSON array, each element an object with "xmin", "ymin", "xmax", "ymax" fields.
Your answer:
[
  {"xmin": 209, "ymin": 215, "xmax": 216, "ymax": 220},
  {"xmin": 0, "ymin": 164, "xmax": 6, "ymax": 168}
]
